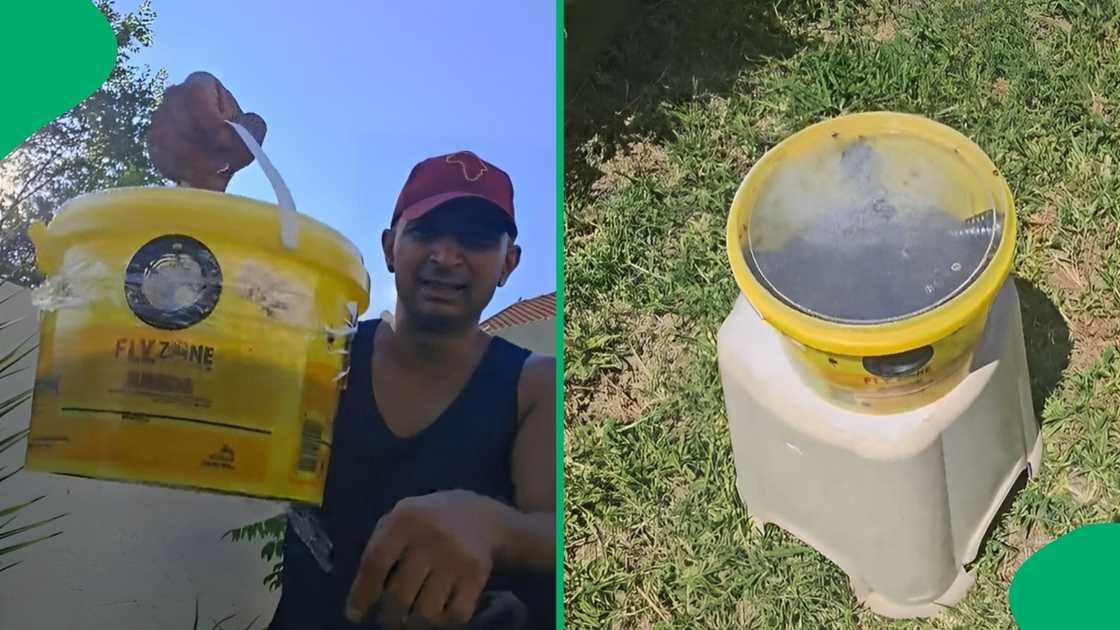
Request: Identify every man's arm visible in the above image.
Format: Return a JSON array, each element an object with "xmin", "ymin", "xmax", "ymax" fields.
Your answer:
[
  {"xmin": 345, "ymin": 353, "xmax": 557, "ymax": 625},
  {"xmin": 493, "ymin": 353, "xmax": 557, "ymax": 572}
]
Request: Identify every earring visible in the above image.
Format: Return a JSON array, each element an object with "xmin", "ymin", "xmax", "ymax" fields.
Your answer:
[{"xmin": 387, "ymin": 264, "xmax": 395, "ymax": 273}]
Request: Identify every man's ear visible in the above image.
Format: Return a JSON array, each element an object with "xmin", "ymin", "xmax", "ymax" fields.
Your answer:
[
  {"xmin": 381, "ymin": 228, "xmax": 395, "ymax": 273},
  {"xmin": 499, "ymin": 241, "xmax": 522, "ymax": 286}
]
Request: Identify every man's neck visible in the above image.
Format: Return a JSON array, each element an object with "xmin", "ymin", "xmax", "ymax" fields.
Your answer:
[{"xmin": 383, "ymin": 309, "xmax": 486, "ymax": 373}]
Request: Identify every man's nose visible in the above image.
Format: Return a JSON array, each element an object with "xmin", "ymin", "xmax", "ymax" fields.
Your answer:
[{"xmin": 427, "ymin": 236, "xmax": 464, "ymax": 266}]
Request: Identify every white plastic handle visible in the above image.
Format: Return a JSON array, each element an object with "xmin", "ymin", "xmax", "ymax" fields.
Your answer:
[{"xmin": 225, "ymin": 119, "xmax": 300, "ymax": 250}]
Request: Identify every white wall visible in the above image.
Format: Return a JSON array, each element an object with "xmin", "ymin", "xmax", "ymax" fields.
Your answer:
[
  {"xmin": 492, "ymin": 318, "xmax": 555, "ymax": 357},
  {"xmin": 0, "ymin": 284, "xmax": 281, "ymax": 630}
]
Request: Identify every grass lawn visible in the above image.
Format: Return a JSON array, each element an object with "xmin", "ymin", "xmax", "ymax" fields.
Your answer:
[{"xmin": 563, "ymin": 0, "xmax": 1120, "ymax": 627}]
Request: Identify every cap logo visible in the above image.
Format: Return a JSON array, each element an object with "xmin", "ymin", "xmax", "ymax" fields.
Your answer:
[{"xmin": 446, "ymin": 152, "xmax": 488, "ymax": 182}]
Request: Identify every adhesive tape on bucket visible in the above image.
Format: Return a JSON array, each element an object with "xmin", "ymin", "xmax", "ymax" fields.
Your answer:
[{"xmin": 124, "ymin": 234, "xmax": 222, "ymax": 330}]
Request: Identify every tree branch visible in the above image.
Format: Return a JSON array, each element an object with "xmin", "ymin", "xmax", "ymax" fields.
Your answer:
[
  {"xmin": 8, "ymin": 144, "xmax": 64, "ymax": 209},
  {"xmin": 13, "ymin": 172, "xmax": 63, "ymax": 212}
]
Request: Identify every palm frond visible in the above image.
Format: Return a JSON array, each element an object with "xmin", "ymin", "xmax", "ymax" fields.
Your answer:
[
  {"xmin": 0, "ymin": 390, "xmax": 31, "ymax": 423},
  {"xmin": 0, "ymin": 513, "xmax": 66, "ymax": 542},
  {"xmin": 0, "ymin": 291, "xmax": 62, "ymax": 571},
  {"xmin": 0, "ymin": 335, "xmax": 36, "ymax": 376},
  {"xmin": 0, "ymin": 495, "xmax": 45, "ymax": 519},
  {"xmin": 0, "ymin": 426, "xmax": 30, "ymax": 456},
  {"xmin": 0, "ymin": 531, "xmax": 62, "ymax": 556},
  {"xmin": 0, "ymin": 290, "xmax": 22, "ymax": 310},
  {"xmin": 0, "ymin": 465, "xmax": 24, "ymax": 484},
  {"xmin": 0, "ymin": 317, "xmax": 26, "ymax": 334}
]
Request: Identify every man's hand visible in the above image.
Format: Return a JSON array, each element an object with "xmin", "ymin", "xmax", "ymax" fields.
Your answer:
[
  {"xmin": 147, "ymin": 71, "xmax": 267, "ymax": 192},
  {"xmin": 346, "ymin": 490, "xmax": 514, "ymax": 629}
]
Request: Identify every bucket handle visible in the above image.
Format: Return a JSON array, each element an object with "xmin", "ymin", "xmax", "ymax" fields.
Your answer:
[
  {"xmin": 224, "ymin": 119, "xmax": 300, "ymax": 251},
  {"xmin": 30, "ymin": 120, "xmax": 301, "ymax": 271}
]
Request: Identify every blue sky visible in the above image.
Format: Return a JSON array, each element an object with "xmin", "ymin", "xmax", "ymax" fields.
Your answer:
[{"xmin": 121, "ymin": 0, "xmax": 557, "ymax": 320}]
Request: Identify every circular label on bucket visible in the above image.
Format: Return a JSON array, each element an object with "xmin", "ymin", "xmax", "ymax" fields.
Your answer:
[{"xmin": 125, "ymin": 235, "xmax": 222, "ymax": 330}]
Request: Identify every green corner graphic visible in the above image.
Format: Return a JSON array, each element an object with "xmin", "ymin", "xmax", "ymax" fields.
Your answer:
[
  {"xmin": 1009, "ymin": 522, "xmax": 1120, "ymax": 629},
  {"xmin": 0, "ymin": 0, "xmax": 117, "ymax": 159}
]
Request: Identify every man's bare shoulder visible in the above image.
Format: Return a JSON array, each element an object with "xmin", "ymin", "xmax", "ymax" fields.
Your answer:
[
  {"xmin": 517, "ymin": 353, "xmax": 556, "ymax": 418},
  {"xmin": 521, "ymin": 353, "xmax": 556, "ymax": 388}
]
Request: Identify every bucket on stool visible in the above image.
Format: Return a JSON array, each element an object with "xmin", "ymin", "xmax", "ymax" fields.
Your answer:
[
  {"xmin": 718, "ymin": 111, "xmax": 1040, "ymax": 618},
  {"xmin": 23, "ymin": 123, "xmax": 370, "ymax": 506},
  {"xmin": 727, "ymin": 111, "xmax": 1017, "ymax": 413}
]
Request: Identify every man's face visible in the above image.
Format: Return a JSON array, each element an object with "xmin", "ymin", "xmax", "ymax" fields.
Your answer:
[{"xmin": 384, "ymin": 199, "xmax": 519, "ymax": 332}]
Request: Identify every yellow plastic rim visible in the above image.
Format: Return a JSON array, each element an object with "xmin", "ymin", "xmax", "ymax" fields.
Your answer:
[
  {"xmin": 30, "ymin": 186, "xmax": 371, "ymax": 312},
  {"xmin": 726, "ymin": 112, "xmax": 1017, "ymax": 356}
]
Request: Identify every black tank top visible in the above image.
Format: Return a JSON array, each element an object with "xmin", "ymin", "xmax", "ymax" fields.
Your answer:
[{"xmin": 269, "ymin": 319, "xmax": 553, "ymax": 629}]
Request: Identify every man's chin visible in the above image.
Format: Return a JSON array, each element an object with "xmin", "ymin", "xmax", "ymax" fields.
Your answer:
[{"xmin": 409, "ymin": 305, "xmax": 479, "ymax": 333}]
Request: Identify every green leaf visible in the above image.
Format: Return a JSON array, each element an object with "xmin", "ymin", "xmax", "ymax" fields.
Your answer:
[
  {"xmin": 0, "ymin": 495, "xmax": 44, "ymax": 519},
  {"xmin": 0, "ymin": 513, "xmax": 66, "ymax": 542},
  {"xmin": 0, "ymin": 335, "xmax": 36, "ymax": 372},
  {"xmin": 0, "ymin": 365, "xmax": 30, "ymax": 383},
  {"xmin": 0, "ymin": 390, "xmax": 32, "ymax": 421},
  {"xmin": 0, "ymin": 290, "xmax": 22, "ymax": 309},
  {"xmin": 0, "ymin": 317, "xmax": 26, "ymax": 334},
  {"xmin": 265, "ymin": 562, "xmax": 283, "ymax": 591},
  {"xmin": 0, "ymin": 428, "xmax": 30, "ymax": 456},
  {"xmin": 0, "ymin": 465, "xmax": 20, "ymax": 485},
  {"xmin": 0, "ymin": 531, "xmax": 61, "ymax": 557},
  {"xmin": 225, "ymin": 515, "xmax": 287, "ymax": 595}
]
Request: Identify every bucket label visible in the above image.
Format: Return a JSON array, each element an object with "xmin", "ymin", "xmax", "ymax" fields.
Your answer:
[
  {"xmin": 203, "ymin": 444, "xmax": 237, "ymax": 471},
  {"xmin": 29, "ymin": 263, "xmax": 350, "ymax": 502},
  {"xmin": 296, "ymin": 418, "xmax": 325, "ymax": 474},
  {"xmin": 114, "ymin": 338, "xmax": 215, "ymax": 367},
  {"xmin": 54, "ymin": 316, "xmax": 306, "ymax": 436},
  {"xmin": 125, "ymin": 234, "xmax": 222, "ymax": 331},
  {"xmin": 114, "ymin": 337, "xmax": 216, "ymax": 370}
]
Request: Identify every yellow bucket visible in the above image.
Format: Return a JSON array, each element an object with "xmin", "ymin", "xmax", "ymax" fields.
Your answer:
[
  {"xmin": 25, "ymin": 183, "xmax": 369, "ymax": 504},
  {"xmin": 726, "ymin": 112, "xmax": 1016, "ymax": 414}
]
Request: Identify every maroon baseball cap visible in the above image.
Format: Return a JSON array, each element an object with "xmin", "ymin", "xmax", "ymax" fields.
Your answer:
[{"xmin": 392, "ymin": 150, "xmax": 517, "ymax": 238}]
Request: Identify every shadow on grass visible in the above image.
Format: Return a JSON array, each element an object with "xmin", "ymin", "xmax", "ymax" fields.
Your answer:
[
  {"xmin": 564, "ymin": 0, "xmax": 831, "ymax": 200},
  {"xmin": 1016, "ymin": 277, "xmax": 1071, "ymax": 419}
]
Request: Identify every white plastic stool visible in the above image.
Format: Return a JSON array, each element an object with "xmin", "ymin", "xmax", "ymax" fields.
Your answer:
[{"xmin": 717, "ymin": 277, "xmax": 1041, "ymax": 618}]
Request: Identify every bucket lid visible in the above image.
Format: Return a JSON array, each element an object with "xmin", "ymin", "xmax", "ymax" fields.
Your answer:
[
  {"xmin": 727, "ymin": 112, "xmax": 1017, "ymax": 356},
  {"xmin": 745, "ymin": 132, "xmax": 1005, "ymax": 324}
]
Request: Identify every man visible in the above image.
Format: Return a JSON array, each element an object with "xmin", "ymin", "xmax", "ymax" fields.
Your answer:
[{"xmin": 148, "ymin": 72, "xmax": 556, "ymax": 629}]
